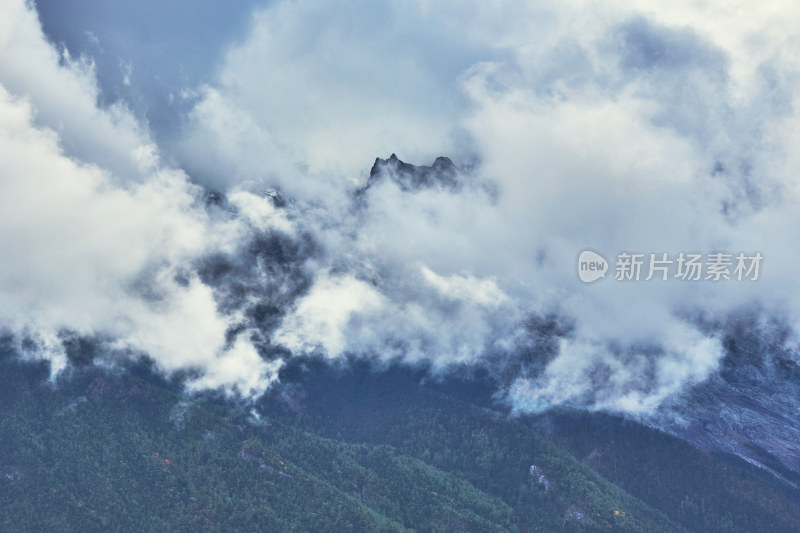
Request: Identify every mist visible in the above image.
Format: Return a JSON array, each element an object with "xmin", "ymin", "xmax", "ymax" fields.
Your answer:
[{"xmin": 2, "ymin": 0, "xmax": 800, "ymax": 440}]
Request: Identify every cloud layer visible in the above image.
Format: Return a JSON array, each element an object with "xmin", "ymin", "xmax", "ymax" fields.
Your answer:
[
  {"xmin": 0, "ymin": 1, "xmax": 291, "ymax": 395},
  {"xmin": 3, "ymin": 0, "xmax": 800, "ymax": 426}
]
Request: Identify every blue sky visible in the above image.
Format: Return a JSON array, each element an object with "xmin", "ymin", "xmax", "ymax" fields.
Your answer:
[{"xmin": 36, "ymin": 0, "xmax": 264, "ymax": 137}]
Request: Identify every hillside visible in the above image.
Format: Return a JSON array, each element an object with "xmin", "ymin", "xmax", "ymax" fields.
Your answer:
[
  {"xmin": 4, "ymin": 347, "xmax": 799, "ymax": 531},
  {"xmin": 0, "ymin": 349, "xmax": 681, "ymax": 532}
]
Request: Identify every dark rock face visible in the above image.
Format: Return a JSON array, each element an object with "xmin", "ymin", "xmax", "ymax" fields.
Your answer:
[
  {"xmin": 365, "ymin": 153, "xmax": 461, "ymax": 193},
  {"xmin": 651, "ymin": 312, "xmax": 800, "ymax": 480}
]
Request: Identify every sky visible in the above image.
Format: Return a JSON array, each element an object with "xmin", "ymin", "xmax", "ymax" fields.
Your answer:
[{"xmin": 1, "ymin": 0, "xmax": 800, "ymax": 414}]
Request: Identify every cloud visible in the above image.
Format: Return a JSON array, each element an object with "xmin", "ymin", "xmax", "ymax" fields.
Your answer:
[
  {"xmin": 0, "ymin": 0, "xmax": 150, "ymax": 181},
  {"xmin": 275, "ymin": 275, "xmax": 386, "ymax": 358},
  {"xmin": 0, "ymin": 2, "xmax": 289, "ymax": 396},
  {"xmin": 7, "ymin": 0, "xmax": 800, "ymax": 426},
  {"xmin": 450, "ymin": 4, "xmax": 800, "ymax": 412},
  {"xmin": 509, "ymin": 326, "xmax": 724, "ymax": 415},
  {"xmin": 238, "ymin": 0, "xmax": 799, "ymax": 414},
  {"xmin": 0, "ymin": 82, "xmax": 283, "ymax": 395},
  {"xmin": 420, "ymin": 265, "xmax": 508, "ymax": 309},
  {"xmin": 177, "ymin": 0, "xmax": 512, "ymax": 182}
]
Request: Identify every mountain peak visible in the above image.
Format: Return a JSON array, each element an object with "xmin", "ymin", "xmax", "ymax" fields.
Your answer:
[{"xmin": 367, "ymin": 154, "xmax": 460, "ymax": 193}]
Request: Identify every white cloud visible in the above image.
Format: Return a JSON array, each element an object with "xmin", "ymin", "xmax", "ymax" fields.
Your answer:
[
  {"xmin": 275, "ymin": 275, "xmax": 386, "ymax": 358},
  {"xmin": 0, "ymin": 82, "xmax": 282, "ymax": 395},
  {"xmin": 509, "ymin": 326, "xmax": 724, "ymax": 415},
  {"xmin": 7, "ymin": 0, "xmax": 800, "ymax": 414},
  {"xmin": 179, "ymin": 0, "xmax": 503, "ymax": 181},
  {"xmin": 420, "ymin": 265, "xmax": 507, "ymax": 308},
  {"xmin": 0, "ymin": 2, "xmax": 287, "ymax": 396},
  {"xmin": 0, "ymin": 0, "xmax": 151, "ymax": 181},
  {"xmin": 182, "ymin": 0, "xmax": 799, "ymax": 412}
]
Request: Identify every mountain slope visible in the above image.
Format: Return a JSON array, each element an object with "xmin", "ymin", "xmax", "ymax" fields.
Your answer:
[
  {"xmin": 4, "ymin": 346, "xmax": 798, "ymax": 532},
  {"xmin": 264, "ymin": 361, "xmax": 800, "ymax": 533},
  {"xmin": 1, "ymin": 349, "xmax": 683, "ymax": 532}
]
